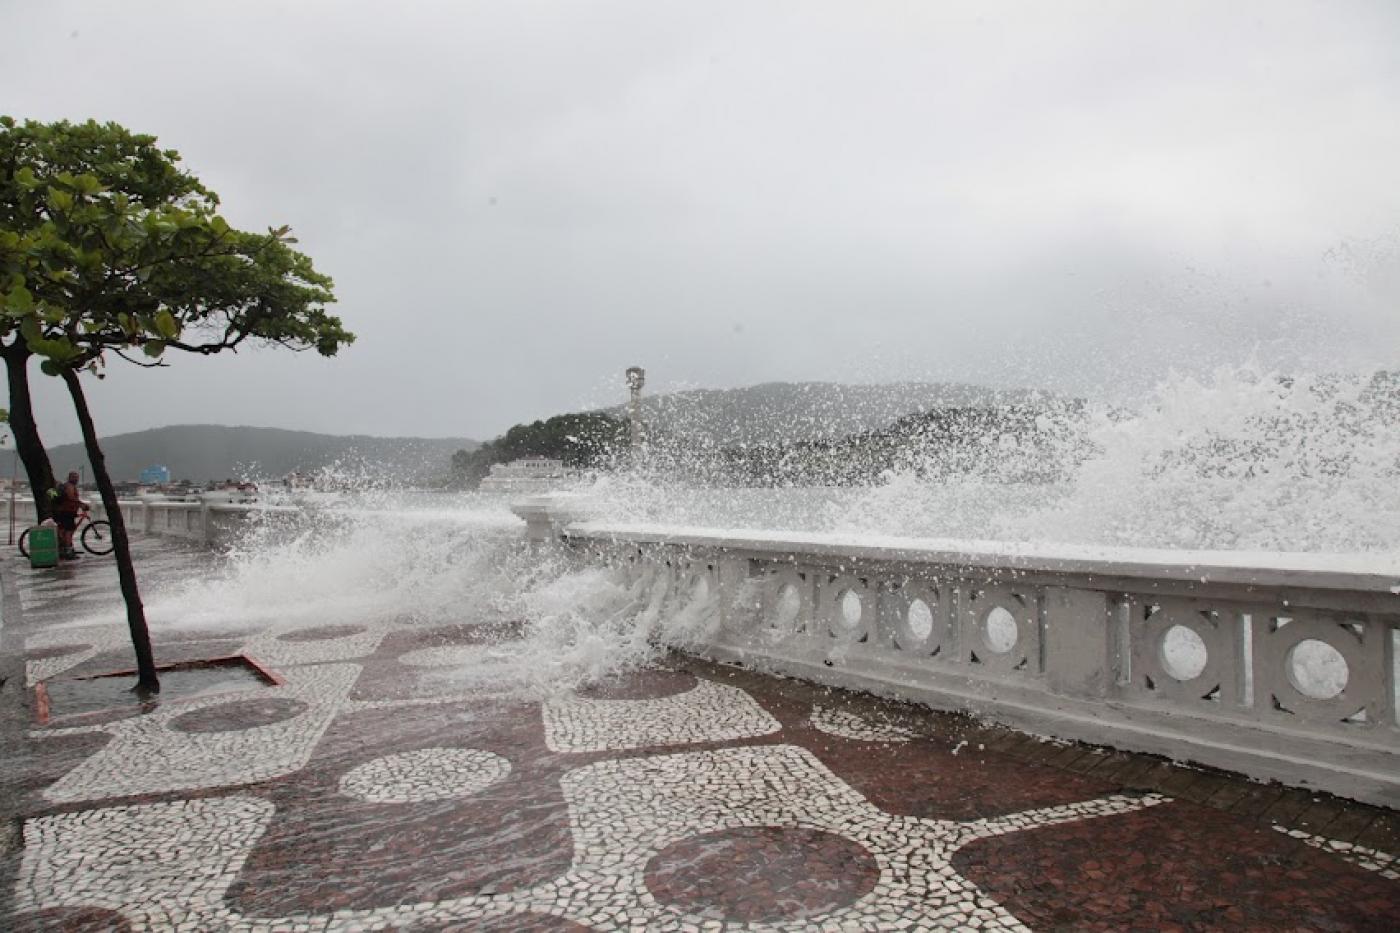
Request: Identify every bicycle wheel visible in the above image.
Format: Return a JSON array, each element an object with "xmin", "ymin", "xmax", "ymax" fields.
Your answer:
[
  {"xmin": 81, "ymin": 520, "xmax": 115, "ymax": 555},
  {"xmin": 18, "ymin": 527, "xmax": 31, "ymax": 558}
]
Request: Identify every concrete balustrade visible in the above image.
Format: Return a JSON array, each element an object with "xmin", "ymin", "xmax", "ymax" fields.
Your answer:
[
  {"xmin": 1, "ymin": 494, "xmax": 285, "ymax": 548},
  {"xmin": 514, "ymin": 497, "xmax": 1400, "ymax": 808}
]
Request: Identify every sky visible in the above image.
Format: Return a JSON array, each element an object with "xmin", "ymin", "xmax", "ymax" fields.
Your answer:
[{"xmin": 4, "ymin": 0, "xmax": 1400, "ymax": 444}]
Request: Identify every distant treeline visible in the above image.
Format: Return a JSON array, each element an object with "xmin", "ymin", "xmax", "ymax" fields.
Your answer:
[
  {"xmin": 450, "ymin": 412, "xmax": 630, "ymax": 485},
  {"xmin": 452, "ymin": 401, "xmax": 1087, "ymax": 487}
]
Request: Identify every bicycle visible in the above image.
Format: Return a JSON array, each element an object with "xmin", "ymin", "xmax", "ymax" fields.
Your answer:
[{"xmin": 18, "ymin": 511, "xmax": 115, "ymax": 558}]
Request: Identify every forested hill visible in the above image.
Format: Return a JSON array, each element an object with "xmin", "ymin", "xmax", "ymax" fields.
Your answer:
[
  {"xmin": 604, "ymin": 381, "xmax": 1059, "ymax": 446},
  {"xmin": 0, "ymin": 425, "xmax": 478, "ymax": 484}
]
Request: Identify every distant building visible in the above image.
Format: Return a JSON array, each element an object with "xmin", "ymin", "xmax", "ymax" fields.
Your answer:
[
  {"xmin": 478, "ymin": 456, "xmax": 580, "ymax": 492},
  {"xmin": 139, "ymin": 465, "xmax": 171, "ymax": 485}
]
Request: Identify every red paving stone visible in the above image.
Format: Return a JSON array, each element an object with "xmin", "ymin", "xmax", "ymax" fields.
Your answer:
[
  {"xmin": 644, "ymin": 826, "xmax": 880, "ymax": 922},
  {"xmin": 168, "ymin": 696, "xmax": 309, "ymax": 733},
  {"xmin": 576, "ymin": 669, "xmax": 697, "ymax": 700},
  {"xmin": 275, "ymin": 624, "xmax": 368, "ymax": 642},
  {"xmin": 8, "ymin": 906, "xmax": 133, "ymax": 931},
  {"xmin": 226, "ymin": 701, "xmax": 576, "ymax": 914},
  {"xmin": 954, "ymin": 799, "xmax": 1400, "ymax": 931}
]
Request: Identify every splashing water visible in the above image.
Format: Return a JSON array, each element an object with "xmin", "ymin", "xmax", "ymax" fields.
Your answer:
[
  {"xmin": 117, "ymin": 492, "xmax": 712, "ymax": 699},
  {"xmin": 74, "ymin": 366, "xmax": 1396, "ymax": 698},
  {"xmin": 1009, "ymin": 367, "xmax": 1400, "ymax": 554},
  {"xmin": 578, "ymin": 366, "xmax": 1400, "ymax": 560}
]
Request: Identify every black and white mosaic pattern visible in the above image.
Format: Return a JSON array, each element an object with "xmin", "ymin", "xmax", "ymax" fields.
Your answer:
[
  {"xmin": 15, "ymin": 796, "xmax": 275, "ymax": 930},
  {"xmin": 542, "ymin": 677, "xmax": 782, "ymax": 753},
  {"xmin": 242, "ymin": 625, "xmax": 388, "ymax": 666},
  {"xmin": 1275, "ymin": 826, "xmax": 1400, "ymax": 881},
  {"xmin": 810, "ymin": 704, "xmax": 918, "ymax": 743},
  {"xmin": 24, "ymin": 622, "xmax": 127, "ymax": 686},
  {"xmin": 339, "ymin": 747, "xmax": 511, "ymax": 804},
  {"xmin": 13, "ymin": 742, "xmax": 1168, "ymax": 931},
  {"xmin": 39, "ymin": 662, "xmax": 360, "ymax": 804}
]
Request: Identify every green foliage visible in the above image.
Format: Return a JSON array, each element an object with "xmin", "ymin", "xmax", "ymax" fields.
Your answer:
[
  {"xmin": 0, "ymin": 117, "xmax": 354, "ymax": 374},
  {"xmin": 453, "ymin": 412, "xmax": 629, "ymax": 485}
]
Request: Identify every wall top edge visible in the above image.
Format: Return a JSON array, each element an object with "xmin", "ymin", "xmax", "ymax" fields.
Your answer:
[{"xmin": 564, "ymin": 521, "xmax": 1400, "ymax": 598}]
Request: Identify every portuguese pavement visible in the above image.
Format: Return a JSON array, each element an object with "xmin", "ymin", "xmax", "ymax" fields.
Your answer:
[{"xmin": 1, "ymin": 538, "xmax": 1397, "ymax": 931}]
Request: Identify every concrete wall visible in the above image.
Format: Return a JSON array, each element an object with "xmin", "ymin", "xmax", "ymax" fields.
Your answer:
[
  {"xmin": 517, "ymin": 501, "xmax": 1400, "ymax": 808},
  {"xmin": 1, "ymin": 495, "xmax": 283, "ymax": 549}
]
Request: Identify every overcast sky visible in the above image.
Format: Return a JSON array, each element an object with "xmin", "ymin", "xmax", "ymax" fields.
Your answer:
[{"xmin": 5, "ymin": 0, "xmax": 1400, "ymax": 444}]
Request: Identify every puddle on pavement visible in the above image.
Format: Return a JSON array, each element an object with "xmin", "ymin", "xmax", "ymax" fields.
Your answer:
[{"xmin": 41, "ymin": 663, "xmax": 268, "ymax": 720}]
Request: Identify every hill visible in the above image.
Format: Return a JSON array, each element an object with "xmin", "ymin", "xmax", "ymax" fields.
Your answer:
[
  {"xmin": 0, "ymin": 425, "xmax": 478, "ymax": 484},
  {"xmin": 605, "ymin": 381, "xmax": 1060, "ymax": 446}
]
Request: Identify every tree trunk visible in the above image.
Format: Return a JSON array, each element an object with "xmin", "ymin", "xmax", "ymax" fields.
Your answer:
[
  {"xmin": 60, "ymin": 368, "xmax": 159, "ymax": 694},
  {"xmin": 2, "ymin": 341, "xmax": 57, "ymax": 521}
]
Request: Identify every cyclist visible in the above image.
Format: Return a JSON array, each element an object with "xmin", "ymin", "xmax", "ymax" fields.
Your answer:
[{"xmin": 53, "ymin": 470, "xmax": 91, "ymax": 560}]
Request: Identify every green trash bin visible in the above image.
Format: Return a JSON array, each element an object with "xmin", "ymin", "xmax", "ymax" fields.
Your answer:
[{"xmin": 27, "ymin": 526, "xmax": 59, "ymax": 569}]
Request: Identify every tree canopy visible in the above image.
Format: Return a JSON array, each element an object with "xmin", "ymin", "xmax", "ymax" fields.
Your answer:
[
  {"xmin": 0, "ymin": 115, "xmax": 355, "ymax": 694},
  {"xmin": 0, "ymin": 116, "xmax": 352, "ymax": 376},
  {"xmin": 453, "ymin": 412, "xmax": 629, "ymax": 485}
]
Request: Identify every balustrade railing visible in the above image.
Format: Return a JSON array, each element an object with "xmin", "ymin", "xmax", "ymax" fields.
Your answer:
[
  {"xmin": 1, "ymin": 496, "xmax": 282, "ymax": 548},
  {"xmin": 544, "ymin": 514, "xmax": 1400, "ymax": 808}
]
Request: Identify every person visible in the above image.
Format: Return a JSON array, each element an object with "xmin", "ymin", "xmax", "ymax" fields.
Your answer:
[{"xmin": 53, "ymin": 471, "xmax": 90, "ymax": 560}]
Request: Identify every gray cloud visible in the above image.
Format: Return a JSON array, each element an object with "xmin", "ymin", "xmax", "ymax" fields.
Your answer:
[{"xmin": 5, "ymin": 0, "xmax": 1399, "ymax": 444}]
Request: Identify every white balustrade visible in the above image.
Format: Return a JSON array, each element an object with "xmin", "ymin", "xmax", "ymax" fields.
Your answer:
[
  {"xmin": 517, "ymin": 500, "xmax": 1400, "ymax": 808},
  {"xmin": 0, "ymin": 496, "xmax": 285, "ymax": 548}
]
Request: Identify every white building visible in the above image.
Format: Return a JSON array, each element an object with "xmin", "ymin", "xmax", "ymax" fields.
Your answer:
[{"xmin": 478, "ymin": 456, "xmax": 580, "ymax": 492}]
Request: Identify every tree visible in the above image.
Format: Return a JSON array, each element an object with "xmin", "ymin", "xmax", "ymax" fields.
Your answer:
[
  {"xmin": 455, "ymin": 412, "xmax": 629, "ymax": 486},
  {"xmin": 1, "ymin": 117, "xmax": 353, "ymax": 693}
]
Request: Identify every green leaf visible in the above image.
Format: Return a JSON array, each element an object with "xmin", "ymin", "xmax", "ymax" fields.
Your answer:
[
  {"xmin": 14, "ymin": 165, "xmax": 38, "ymax": 190},
  {"xmin": 154, "ymin": 309, "xmax": 178, "ymax": 339},
  {"xmin": 143, "ymin": 340, "xmax": 165, "ymax": 358},
  {"xmin": 6, "ymin": 284, "xmax": 33, "ymax": 313},
  {"xmin": 39, "ymin": 359, "xmax": 61, "ymax": 377}
]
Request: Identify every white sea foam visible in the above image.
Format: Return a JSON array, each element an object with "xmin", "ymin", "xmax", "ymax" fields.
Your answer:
[{"xmin": 66, "ymin": 366, "xmax": 1397, "ymax": 696}]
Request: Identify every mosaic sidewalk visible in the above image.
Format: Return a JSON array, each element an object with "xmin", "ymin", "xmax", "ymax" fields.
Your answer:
[{"xmin": 1, "ymin": 541, "xmax": 1398, "ymax": 931}]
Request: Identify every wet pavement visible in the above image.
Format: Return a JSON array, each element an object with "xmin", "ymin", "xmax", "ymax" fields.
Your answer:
[{"xmin": 1, "ymin": 538, "xmax": 1398, "ymax": 930}]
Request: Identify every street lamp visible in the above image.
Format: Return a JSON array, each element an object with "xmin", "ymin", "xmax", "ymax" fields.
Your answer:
[{"xmin": 625, "ymin": 366, "xmax": 646, "ymax": 449}]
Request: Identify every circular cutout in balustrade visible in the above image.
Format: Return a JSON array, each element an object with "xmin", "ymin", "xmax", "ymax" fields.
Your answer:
[
  {"xmin": 906, "ymin": 599, "xmax": 935, "ymax": 640},
  {"xmin": 169, "ymin": 697, "xmax": 308, "ymax": 733},
  {"xmin": 837, "ymin": 590, "xmax": 863, "ymax": 630},
  {"xmin": 577, "ymin": 670, "xmax": 698, "ymax": 700},
  {"xmin": 276, "ymin": 624, "xmax": 367, "ymax": 643},
  {"xmin": 644, "ymin": 826, "xmax": 878, "ymax": 923},
  {"xmin": 1159, "ymin": 625, "xmax": 1208, "ymax": 682},
  {"xmin": 1288, "ymin": 638, "xmax": 1348, "ymax": 699},
  {"xmin": 774, "ymin": 583, "xmax": 801, "ymax": 627},
  {"xmin": 983, "ymin": 606, "xmax": 1019, "ymax": 654}
]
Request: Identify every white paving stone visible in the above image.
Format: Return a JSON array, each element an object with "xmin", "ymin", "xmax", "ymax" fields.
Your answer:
[
  {"xmin": 339, "ymin": 747, "xmax": 511, "ymax": 804},
  {"xmin": 15, "ymin": 796, "xmax": 275, "ymax": 928},
  {"xmin": 24, "ymin": 623, "xmax": 128, "ymax": 687},
  {"xmin": 1273, "ymin": 825, "xmax": 1400, "ymax": 880},
  {"xmin": 43, "ymin": 662, "xmax": 361, "ymax": 804},
  {"xmin": 542, "ymin": 678, "xmax": 782, "ymax": 753},
  {"xmin": 241, "ymin": 626, "xmax": 388, "ymax": 666},
  {"xmin": 810, "ymin": 705, "xmax": 918, "ymax": 743}
]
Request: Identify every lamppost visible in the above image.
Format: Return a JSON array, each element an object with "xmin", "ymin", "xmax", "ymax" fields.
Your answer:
[{"xmin": 625, "ymin": 366, "xmax": 646, "ymax": 449}]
